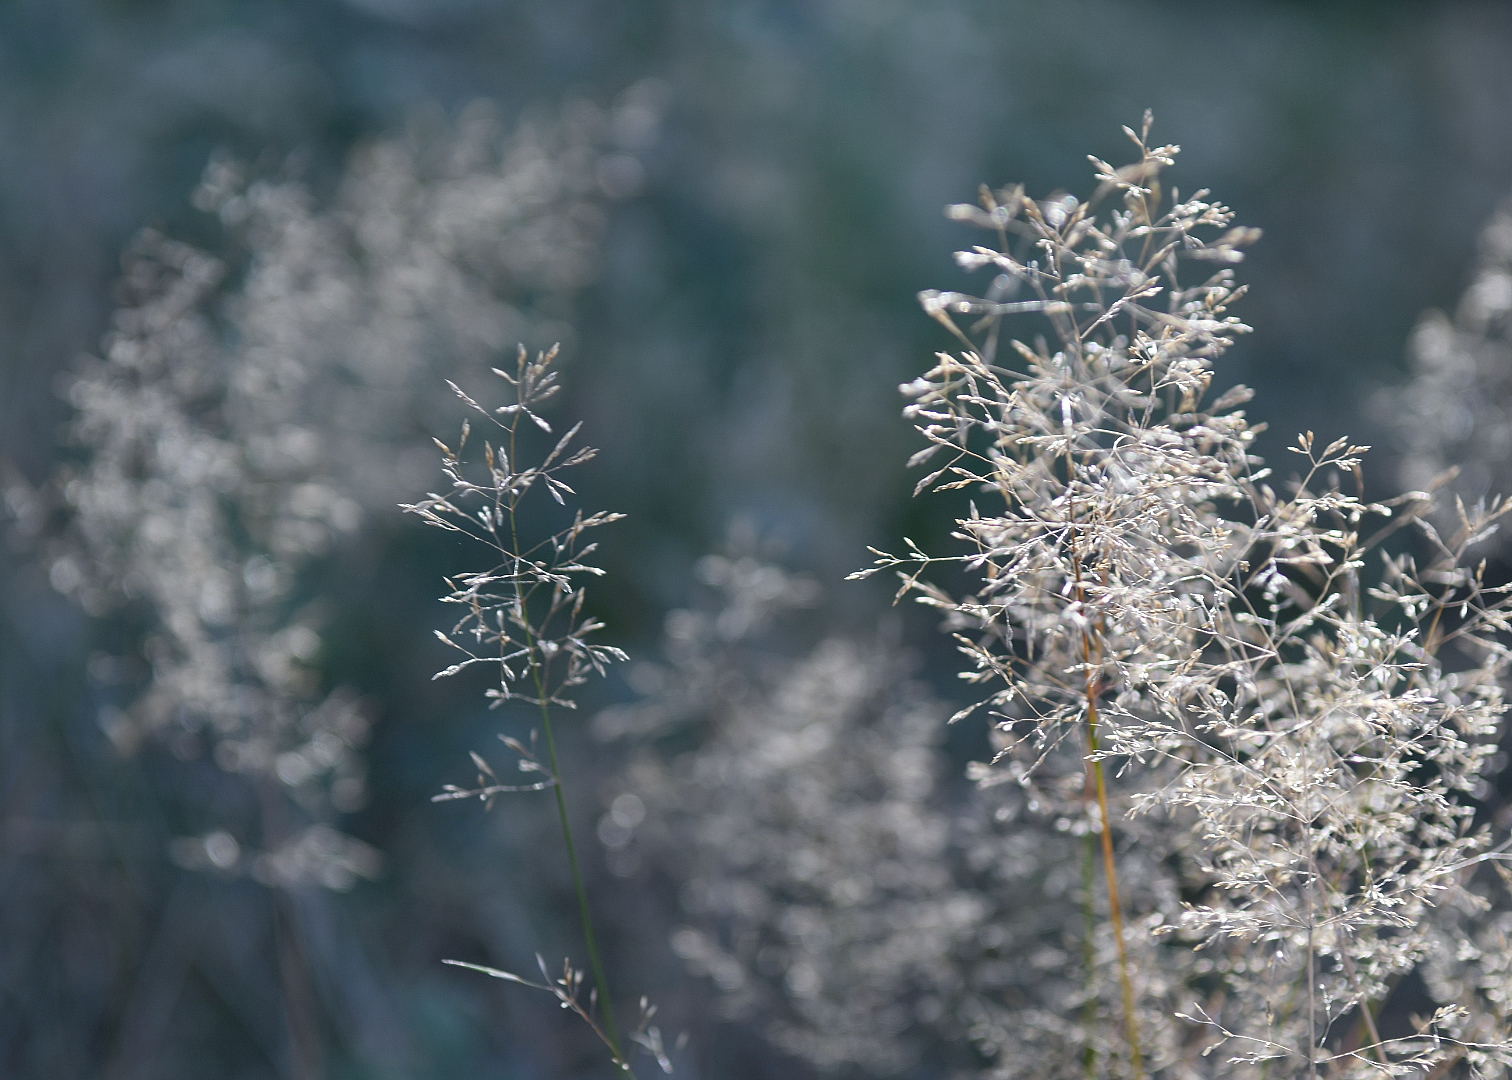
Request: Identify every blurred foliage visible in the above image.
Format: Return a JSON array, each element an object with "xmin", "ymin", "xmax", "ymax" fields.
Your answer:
[{"xmin": 5, "ymin": 1, "xmax": 1512, "ymax": 1078}]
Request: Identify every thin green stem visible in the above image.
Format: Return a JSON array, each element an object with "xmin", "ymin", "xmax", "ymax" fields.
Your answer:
[
  {"xmin": 535, "ymin": 686, "xmax": 625, "ymax": 1065},
  {"xmin": 507, "ymin": 413, "xmax": 625, "ymax": 1069}
]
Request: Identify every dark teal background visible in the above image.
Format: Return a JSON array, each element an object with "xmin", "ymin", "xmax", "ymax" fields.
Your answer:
[{"xmin": 3, "ymin": 2, "xmax": 1511, "ymax": 1077}]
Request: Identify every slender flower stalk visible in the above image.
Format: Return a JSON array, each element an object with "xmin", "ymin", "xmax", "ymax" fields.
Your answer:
[{"xmin": 405, "ymin": 345, "xmax": 669, "ymax": 1073}]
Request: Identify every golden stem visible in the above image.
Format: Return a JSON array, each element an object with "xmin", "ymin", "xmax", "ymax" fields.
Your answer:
[
  {"xmin": 1072, "ymin": 547, "xmax": 1144, "ymax": 1080},
  {"xmin": 1087, "ymin": 701, "xmax": 1144, "ymax": 1080}
]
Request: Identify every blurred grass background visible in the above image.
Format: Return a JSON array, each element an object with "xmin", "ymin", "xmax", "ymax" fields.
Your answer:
[{"xmin": 3, "ymin": 2, "xmax": 1512, "ymax": 1078}]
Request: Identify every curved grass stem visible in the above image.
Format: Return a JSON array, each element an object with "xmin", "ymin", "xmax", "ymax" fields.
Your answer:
[
  {"xmin": 511, "ymin": 418, "xmax": 625, "ymax": 1067},
  {"xmin": 535, "ymin": 686, "xmax": 625, "ymax": 1066}
]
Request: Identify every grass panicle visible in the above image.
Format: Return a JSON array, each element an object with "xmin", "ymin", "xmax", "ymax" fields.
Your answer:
[
  {"xmin": 857, "ymin": 115, "xmax": 1512, "ymax": 1078},
  {"xmin": 406, "ymin": 345, "xmax": 674, "ymax": 1075}
]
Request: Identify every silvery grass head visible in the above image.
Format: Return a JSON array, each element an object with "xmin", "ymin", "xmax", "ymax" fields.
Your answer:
[
  {"xmin": 53, "ymin": 97, "xmax": 650, "ymax": 1077},
  {"xmin": 600, "ymin": 541, "xmax": 990, "ymax": 1075},
  {"xmin": 857, "ymin": 114, "xmax": 1512, "ymax": 1079},
  {"xmin": 56, "ymin": 101, "xmax": 617, "ymax": 888},
  {"xmin": 404, "ymin": 344, "xmax": 627, "ymax": 721},
  {"xmin": 61, "ymin": 231, "xmax": 380, "ymax": 890}
]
